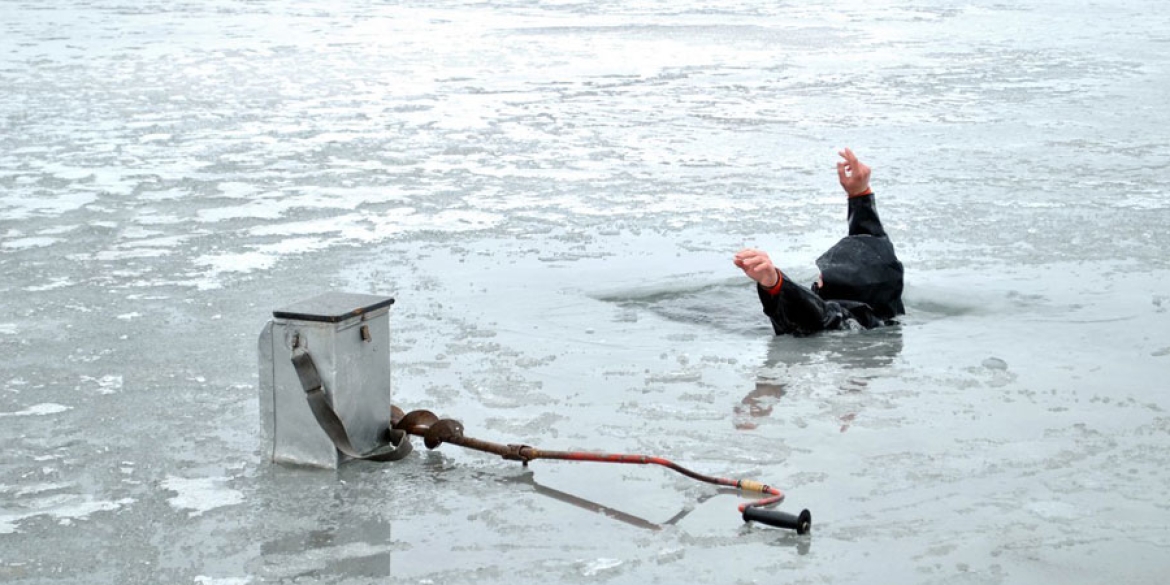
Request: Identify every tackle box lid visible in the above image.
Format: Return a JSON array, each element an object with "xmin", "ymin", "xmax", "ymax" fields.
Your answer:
[{"xmin": 272, "ymin": 292, "xmax": 395, "ymax": 323}]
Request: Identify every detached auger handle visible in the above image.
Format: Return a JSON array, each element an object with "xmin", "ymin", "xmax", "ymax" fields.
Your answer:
[
  {"xmin": 393, "ymin": 406, "xmax": 812, "ymax": 533},
  {"xmin": 742, "ymin": 507, "xmax": 812, "ymax": 534}
]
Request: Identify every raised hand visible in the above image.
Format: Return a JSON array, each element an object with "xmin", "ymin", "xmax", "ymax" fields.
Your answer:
[
  {"xmin": 836, "ymin": 147, "xmax": 872, "ymax": 197},
  {"xmin": 734, "ymin": 248, "xmax": 780, "ymax": 288}
]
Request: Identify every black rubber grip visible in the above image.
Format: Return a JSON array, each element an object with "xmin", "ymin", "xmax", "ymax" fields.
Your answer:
[{"xmin": 742, "ymin": 507, "xmax": 812, "ymax": 534}]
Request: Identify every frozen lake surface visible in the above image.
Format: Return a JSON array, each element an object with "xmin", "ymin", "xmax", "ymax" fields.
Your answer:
[{"xmin": 2, "ymin": 1, "xmax": 1169, "ymax": 583}]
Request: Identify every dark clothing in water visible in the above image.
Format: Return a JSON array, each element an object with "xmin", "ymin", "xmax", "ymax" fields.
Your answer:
[{"xmin": 756, "ymin": 193, "xmax": 904, "ymax": 336}]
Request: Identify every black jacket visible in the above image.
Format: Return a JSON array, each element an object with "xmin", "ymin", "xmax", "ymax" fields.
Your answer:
[{"xmin": 756, "ymin": 193, "xmax": 904, "ymax": 336}]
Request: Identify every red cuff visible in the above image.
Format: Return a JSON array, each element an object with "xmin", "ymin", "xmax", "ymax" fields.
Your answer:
[
  {"xmin": 848, "ymin": 188, "xmax": 874, "ymax": 198},
  {"xmin": 765, "ymin": 271, "xmax": 783, "ymax": 296}
]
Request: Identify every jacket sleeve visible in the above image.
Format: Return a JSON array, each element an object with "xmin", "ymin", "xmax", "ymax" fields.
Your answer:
[
  {"xmin": 847, "ymin": 193, "xmax": 887, "ymax": 238},
  {"xmin": 756, "ymin": 272, "xmax": 832, "ymax": 336}
]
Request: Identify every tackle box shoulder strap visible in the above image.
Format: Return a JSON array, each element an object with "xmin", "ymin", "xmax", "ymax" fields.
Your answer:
[{"xmin": 291, "ymin": 349, "xmax": 412, "ymax": 462}]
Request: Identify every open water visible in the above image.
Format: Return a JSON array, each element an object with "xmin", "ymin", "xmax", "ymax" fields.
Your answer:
[{"xmin": 2, "ymin": 1, "xmax": 1169, "ymax": 583}]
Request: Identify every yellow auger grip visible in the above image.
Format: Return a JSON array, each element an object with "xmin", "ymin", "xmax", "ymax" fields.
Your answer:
[{"xmin": 738, "ymin": 479, "xmax": 768, "ymax": 493}]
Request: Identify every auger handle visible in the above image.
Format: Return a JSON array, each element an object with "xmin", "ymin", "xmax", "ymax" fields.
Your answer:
[{"xmin": 742, "ymin": 507, "xmax": 812, "ymax": 534}]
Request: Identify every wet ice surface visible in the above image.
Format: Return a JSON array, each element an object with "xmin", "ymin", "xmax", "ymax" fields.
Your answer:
[{"xmin": 2, "ymin": 0, "xmax": 1170, "ymax": 583}]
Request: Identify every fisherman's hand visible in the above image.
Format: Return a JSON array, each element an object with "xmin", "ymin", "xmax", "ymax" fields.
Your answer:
[
  {"xmin": 734, "ymin": 249, "xmax": 780, "ymax": 288},
  {"xmin": 837, "ymin": 147, "xmax": 872, "ymax": 197}
]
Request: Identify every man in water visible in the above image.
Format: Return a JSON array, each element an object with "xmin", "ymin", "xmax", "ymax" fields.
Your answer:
[{"xmin": 734, "ymin": 148, "xmax": 904, "ymax": 336}]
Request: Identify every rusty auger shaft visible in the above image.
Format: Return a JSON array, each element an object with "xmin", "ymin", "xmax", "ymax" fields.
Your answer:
[{"xmin": 390, "ymin": 407, "xmax": 811, "ymax": 534}]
